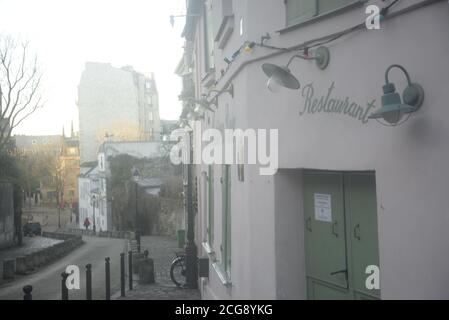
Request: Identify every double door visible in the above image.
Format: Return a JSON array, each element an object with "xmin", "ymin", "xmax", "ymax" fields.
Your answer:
[{"xmin": 304, "ymin": 171, "xmax": 380, "ymax": 300}]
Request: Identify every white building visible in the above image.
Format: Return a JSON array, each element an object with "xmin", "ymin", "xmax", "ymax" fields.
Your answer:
[
  {"xmin": 78, "ymin": 62, "xmax": 161, "ymax": 163},
  {"xmin": 78, "ymin": 141, "xmax": 163, "ymax": 232},
  {"xmin": 179, "ymin": 0, "xmax": 449, "ymax": 300},
  {"xmin": 78, "ymin": 164, "xmax": 109, "ymax": 232}
]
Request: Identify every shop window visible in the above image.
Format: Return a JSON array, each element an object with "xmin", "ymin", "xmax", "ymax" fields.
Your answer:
[{"xmin": 285, "ymin": 0, "xmax": 361, "ymax": 27}]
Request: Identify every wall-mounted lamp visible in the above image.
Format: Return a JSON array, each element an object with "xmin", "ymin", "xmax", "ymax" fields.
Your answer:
[
  {"xmin": 261, "ymin": 46, "xmax": 330, "ymax": 92},
  {"xmin": 208, "ymin": 84, "xmax": 234, "ymax": 99},
  {"xmin": 178, "ymin": 118, "xmax": 192, "ymax": 129},
  {"xmin": 187, "ymin": 109, "xmax": 204, "ymax": 121},
  {"xmin": 170, "ymin": 14, "xmax": 200, "ymax": 27},
  {"xmin": 187, "ymin": 97, "xmax": 216, "ymax": 112},
  {"xmin": 369, "ymin": 64, "xmax": 425, "ymax": 125}
]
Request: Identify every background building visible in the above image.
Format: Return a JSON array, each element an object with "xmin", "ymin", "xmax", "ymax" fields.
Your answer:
[
  {"xmin": 14, "ymin": 127, "xmax": 80, "ymax": 209},
  {"xmin": 14, "ymin": 134, "xmax": 62, "ymax": 204},
  {"xmin": 77, "ymin": 62, "xmax": 161, "ymax": 163},
  {"xmin": 59, "ymin": 127, "xmax": 80, "ymax": 208}
]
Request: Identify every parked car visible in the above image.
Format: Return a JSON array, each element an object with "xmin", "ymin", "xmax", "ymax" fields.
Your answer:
[{"xmin": 23, "ymin": 222, "xmax": 42, "ymax": 236}]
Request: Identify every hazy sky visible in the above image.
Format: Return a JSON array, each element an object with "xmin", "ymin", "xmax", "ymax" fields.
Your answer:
[{"xmin": 0, "ymin": 0, "xmax": 186, "ymax": 135}]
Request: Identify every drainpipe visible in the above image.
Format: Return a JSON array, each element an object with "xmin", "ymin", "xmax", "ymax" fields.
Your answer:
[{"xmin": 184, "ymin": 130, "xmax": 198, "ymax": 288}]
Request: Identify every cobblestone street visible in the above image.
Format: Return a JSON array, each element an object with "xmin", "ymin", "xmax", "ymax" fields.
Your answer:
[{"xmin": 115, "ymin": 235, "xmax": 200, "ymax": 300}]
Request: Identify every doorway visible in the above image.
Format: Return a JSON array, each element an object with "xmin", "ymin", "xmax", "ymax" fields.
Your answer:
[{"xmin": 303, "ymin": 171, "xmax": 380, "ymax": 300}]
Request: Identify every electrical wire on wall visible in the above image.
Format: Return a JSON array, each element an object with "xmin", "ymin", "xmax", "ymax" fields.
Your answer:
[{"xmin": 206, "ymin": 0, "xmax": 441, "ymax": 105}]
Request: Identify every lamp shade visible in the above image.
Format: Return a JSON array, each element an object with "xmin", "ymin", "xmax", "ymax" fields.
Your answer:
[
  {"xmin": 261, "ymin": 63, "xmax": 300, "ymax": 90},
  {"xmin": 369, "ymin": 83, "xmax": 416, "ymax": 124}
]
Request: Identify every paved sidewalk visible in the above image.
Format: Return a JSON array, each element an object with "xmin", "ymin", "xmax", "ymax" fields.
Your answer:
[{"xmin": 114, "ymin": 235, "xmax": 200, "ymax": 300}]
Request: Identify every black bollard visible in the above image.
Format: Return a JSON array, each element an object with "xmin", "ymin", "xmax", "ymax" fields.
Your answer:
[
  {"xmin": 105, "ymin": 257, "xmax": 110, "ymax": 300},
  {"xmin": 86, "ymin": 263, "xmax": 92, "ymax": 300},
  {"xmin": 128, "ymin": 250, "xmax": 133, "ymax": 290},
  {"xmin": 23, "ymin": 285, "xmax": 33, "ymax": 300},
  {"xmin": 120, "ymin": 253, "xmax": 125, "ymax": 297},
  {"xmin": 61, "ymin": 272, "xmax": 69, "ymax": 300}
]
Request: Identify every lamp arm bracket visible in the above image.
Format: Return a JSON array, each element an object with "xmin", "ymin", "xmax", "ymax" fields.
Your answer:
[
  {"xmin": 286, "ymin": 46, "xmax": 330, "ymax": 70},
  {"xmin": 385, "ymin": 64, "xmax": 412, "ymax": 86},
  {"xmin": 286, "ymin": 54, "xmax": 315, "ymax": 67}
]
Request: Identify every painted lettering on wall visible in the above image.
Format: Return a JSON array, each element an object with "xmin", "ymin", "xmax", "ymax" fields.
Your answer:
[{"xmin": 299, "ymin": 82, "xmax": 377, "ymax": 124}]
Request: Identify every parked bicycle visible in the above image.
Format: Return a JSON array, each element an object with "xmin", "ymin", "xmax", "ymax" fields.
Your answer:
[{"xmin": 170, "ymin": 251, "xmax": 186, "ymax": 287}]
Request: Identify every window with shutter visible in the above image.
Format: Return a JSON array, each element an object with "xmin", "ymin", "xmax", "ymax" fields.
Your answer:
[{"xmin": 285, "ymin": 0, "xmax": 360, "ymax": 26}]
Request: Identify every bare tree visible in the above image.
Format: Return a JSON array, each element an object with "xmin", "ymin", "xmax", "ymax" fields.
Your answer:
[{"xmin": 0, "ymin": 35, "xmax": 43, "ymax": 153}]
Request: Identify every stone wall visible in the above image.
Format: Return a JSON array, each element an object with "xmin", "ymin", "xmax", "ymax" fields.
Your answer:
[
  {"xmin": 0, "ymin": 182, "xmax": 14, "ymax": 249},
  {"xmin": 157, "ymin": 197, "xmax": 184, "ymax": 237}
]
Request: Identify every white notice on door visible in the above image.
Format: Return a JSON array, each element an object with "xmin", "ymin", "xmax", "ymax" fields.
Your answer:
[{"xmin": 314, "ymin": 193, "xmax": 332, "ymax": 222}]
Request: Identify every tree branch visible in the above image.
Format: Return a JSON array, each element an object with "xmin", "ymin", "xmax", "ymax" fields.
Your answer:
[{"xmin": 0, "ymin": 35, "xmax": 43, "ymax": 154}]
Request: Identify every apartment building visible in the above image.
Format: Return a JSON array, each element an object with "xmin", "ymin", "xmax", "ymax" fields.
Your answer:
[{"xmin": 78, "ymin": 62, "xmax": 161, "ymax": 163}]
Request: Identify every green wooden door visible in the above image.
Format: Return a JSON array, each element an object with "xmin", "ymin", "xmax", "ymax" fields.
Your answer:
[
  {"xmin": 304, "ymin": 171, "xmax": 380, "ymax": 300},
  {"xmin": 344, "ymin": 173, "xmax": 380, "ymax": 300},
  {"xmin": 304, "ymin": 171, "xmax": 351, "ymax": 299}
]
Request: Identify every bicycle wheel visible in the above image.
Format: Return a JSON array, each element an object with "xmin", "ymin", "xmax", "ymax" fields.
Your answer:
[{"xmin": 170, "ymin": 257, "xmax": 185, "ymax": 287}]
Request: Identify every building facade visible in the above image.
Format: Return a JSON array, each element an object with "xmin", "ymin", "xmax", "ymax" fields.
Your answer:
[
  {"xmin": 78, "ymin": 62, "xmax": 161, "ymax": 163},
  {"xmin": 179, "ymin": 0, "xmax": 449, "ymax": 299}
]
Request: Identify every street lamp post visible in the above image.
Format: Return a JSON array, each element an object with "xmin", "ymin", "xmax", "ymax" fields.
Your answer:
[
  {"xmin": 132, "ymin": 167, "xmax": 141, "ymax": 252},
  {"xmin": 91, "ymin": 195, "xmax": 97, "ymax": 234},
  {"xmin": 58, "ymin": 190, "xmax": 63, "ymax": 229}
]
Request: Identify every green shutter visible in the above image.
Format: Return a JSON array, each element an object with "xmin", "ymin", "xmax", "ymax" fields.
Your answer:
[
  {"xmin": 318, "ymin": 0, "xmax": 357, "ymax": 14},
  {"xmin": 226, "ymin": 165, "xmax": 231, "ymax": 272},
  {"xmin": 286, "ymin": 0, "xmax": 317, "ymax": 26},
  {"xmin": 221, "ymin": 164, "xmax": 231, "ymax": 273},
  {"xmin": 208, "ymin": 165, "xmax": 214, "ymax": 245},
  {"xmin": 286, "ymin": 0, "xmax": 359, "ymax": 26}
]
